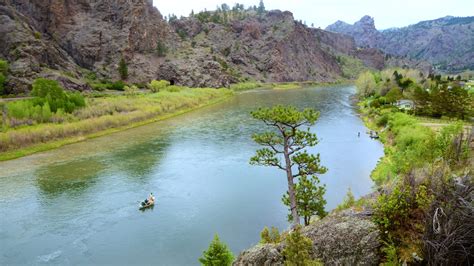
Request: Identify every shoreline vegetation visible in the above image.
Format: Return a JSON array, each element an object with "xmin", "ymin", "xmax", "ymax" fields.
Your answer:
[
  {"xmin": 349, "ymin": 68, "xmax": 473, "ymax": 264},
  {"xmin": 0, "ymin": 80, "xmax": 344, "ymax": 161}
]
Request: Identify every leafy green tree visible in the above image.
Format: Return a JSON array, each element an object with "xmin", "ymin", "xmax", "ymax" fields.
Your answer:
[
  {"xmin": 282, "ymin": 226, "xmax": 318, "ymax": 266},
  {"xmin": 283, "ymin": 175, "xmax": 327, "ymax": 226},
  {"xmin": 355, "ymin": 71, "xmax": 377, "ymax": 97},
  {"xmin": 198, "ymin": 234, "xmax": 234, "ymax": 266},
  {"xmin": 250, "ymin": 105, "xmax": 327, "ymax": 227},
  {"xmin": 385, "ymin": 87, "xmax": 403, "ymax": 104},
  {"xmin": 118, "ymin": 57, "xmax": 128, "ymax": 80}
]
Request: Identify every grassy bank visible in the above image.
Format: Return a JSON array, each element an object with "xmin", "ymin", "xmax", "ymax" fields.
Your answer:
[
  {"xmin": 229, "ymin": 80, "xmax": 349, "ymax": 92},
  {"xmin": 0, "ymin": 88, "xmax": 233, "ymax": 161},
  {"xmin": 356, "ymin": 94, "xmax": 472, "ymax": 264}
]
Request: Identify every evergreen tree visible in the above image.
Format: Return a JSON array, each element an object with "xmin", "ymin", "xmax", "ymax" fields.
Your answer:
[
  {"xmin": 282, "ymin": 226, "xmax": 317, "ymax": 265},
  {"xmin": 250, "ymin": 105, "xmax": 327, "ymax": 227},
  {"xmin": 283, "ymin": 175, "xmax": 327, "ymax": 226},
  {"xmin": 118, "ymin": 57, "xmax": 128, "ymax": 80},
  {"xmin": 198, "ymin": 234, "xmax": 234, "ymax": 266},
  {"xmin": 0, "ymin": 59, "xmax": 9, "ymax": 95},
  {"xmin": 257, "ymin": 0, "xmax": 265, "ymax": 15}
]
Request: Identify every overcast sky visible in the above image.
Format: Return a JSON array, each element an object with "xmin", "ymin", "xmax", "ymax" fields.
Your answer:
[{"xmin": 153, "ymin": 0, "xmax": 474, "ymax": 29}]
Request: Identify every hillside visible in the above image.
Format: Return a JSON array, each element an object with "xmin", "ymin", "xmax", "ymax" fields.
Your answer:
[
  {"xmin": 0, "ymin": 0, "xmax": 421, "ymax": 94},
  {"xmin": 326, "ymin": 15, "xmax": 474, "ymax": 72}
]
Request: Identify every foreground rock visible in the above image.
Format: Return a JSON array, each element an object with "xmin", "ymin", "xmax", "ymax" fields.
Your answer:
[{"xmin": 234, "ymin": 211, "xmax": 381, "ymax": 265}]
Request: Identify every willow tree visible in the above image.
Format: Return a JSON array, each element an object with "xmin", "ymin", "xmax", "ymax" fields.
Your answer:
[{"xmin": 250, "ymin": 105, "xmax": 327, "ymax": 227}]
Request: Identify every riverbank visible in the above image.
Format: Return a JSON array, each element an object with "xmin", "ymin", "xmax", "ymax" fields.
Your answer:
[
  {"xmin": 0, "ymin": 88, "xmax": 233, "ymax": 161},
  {"xmin": 0, "ymin": 80, "xmax": 351, "ymax": 161}
]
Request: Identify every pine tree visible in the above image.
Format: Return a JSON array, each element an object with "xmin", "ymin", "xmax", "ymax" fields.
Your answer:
[
  {"xmin": 250, "ymin": 105, "xmax": 327, "ymax": 227},
  {"xmin": 283, "ymin": 175, "xmax": 327, "ymax": 226},
  {"xmin": 198, "ymin": 234, "xmax": 234, "ymax": 266},
  {"xmin": 257, "ymin": 0, "xmax": 265, "ymax": 15}
]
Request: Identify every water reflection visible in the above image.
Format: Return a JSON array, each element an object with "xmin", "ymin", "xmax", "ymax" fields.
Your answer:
[
  {"xmin": 36, "ymin": 157, "xmax": 105, "ymax": 197},
  {"xmin": 106, "ymin": 137, "xmax": 170, "ymax": 182}
]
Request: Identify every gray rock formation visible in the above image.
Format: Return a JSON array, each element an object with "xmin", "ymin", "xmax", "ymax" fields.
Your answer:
[
  {"xmin": 234, "ymin": 211, "xmax": 381, "ymax": 265},
  {"xmin": 326, "ymin": 15, "xmax": 474, "ymax": 72}
]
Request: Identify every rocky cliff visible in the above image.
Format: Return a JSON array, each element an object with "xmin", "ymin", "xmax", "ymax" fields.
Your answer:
[
  {"xmin": 0, "ymin": 1, "xmax": 429, "ymax": 93},
  {"xmin": 326, "ymin": 15, "xmax": 474, "ymax": 72}
]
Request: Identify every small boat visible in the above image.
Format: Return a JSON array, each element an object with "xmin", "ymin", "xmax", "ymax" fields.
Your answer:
[{"xmin": 139, "ymin": 200, "xmax": 155, "ymax": 210}]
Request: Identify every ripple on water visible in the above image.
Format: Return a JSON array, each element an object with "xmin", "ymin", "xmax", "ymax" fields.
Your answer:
[{"xmin": 37, "ymin": 250, "xmax": 62, "ymax": 263}]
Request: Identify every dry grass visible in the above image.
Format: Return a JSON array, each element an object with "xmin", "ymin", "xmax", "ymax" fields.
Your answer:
[{"xmin": 0, "ymin": 88, "xmax": 233, "ymax": 156}]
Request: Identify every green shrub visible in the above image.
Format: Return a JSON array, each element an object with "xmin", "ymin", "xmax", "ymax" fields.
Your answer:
[
  {"xmin": 124, "ymin": 85, "xmax": 139, "ymax": 96},
  {"xmin": 260, "ymin": 226, "xmax": 281, "ymax": 244},
  {"xmin": 282, "ymin": 226, "xmax": 320, "ymax": 266},
  {"xmin": 149, "ymin": 80, "xmax": 170, "ymax": 92},
  {"xmin": 31, "ymin": 78, "xmax": 85, "ymax": 113},
  {"xmin": 110, "ymin": 80, "xmax": 126, "ymax": 91},
  {"xmin": 198, "ymin": 234, "xmax": 234, "ymax": 266}
]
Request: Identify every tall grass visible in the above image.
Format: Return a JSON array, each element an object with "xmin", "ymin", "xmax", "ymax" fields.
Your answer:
[{"xmin": 0, "ymin": 88, "xmax": 232, "ymax": 154}]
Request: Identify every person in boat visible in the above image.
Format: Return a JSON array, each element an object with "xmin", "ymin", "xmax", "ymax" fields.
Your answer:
[
  {"xmin": 148, "ymin": 193, "xmax": 155, "ymax": 204},
  {"xmin": 143, "ymin": 193, "xmax": 155, "ymax": 205}
]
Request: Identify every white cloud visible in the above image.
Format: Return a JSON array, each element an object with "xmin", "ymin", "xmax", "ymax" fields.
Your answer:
[{"xmin": 153, "ymin": 0, "xmax": 474, "ymax": 29}]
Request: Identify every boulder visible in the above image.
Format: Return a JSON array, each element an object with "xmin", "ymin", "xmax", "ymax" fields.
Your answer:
[{"xmin": 234, "ymin": 211, "xmax": 381, "ymax": 266}]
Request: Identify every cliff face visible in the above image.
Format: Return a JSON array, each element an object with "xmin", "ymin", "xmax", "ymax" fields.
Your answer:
[
  {"xmin": 326, "ymin": 16, "xmax": 474, "ymax": 72},
  {"xmin": 0, "ymin": 1, "xmax": 429, "ymax": 93},
  {"xmin": 164, "ymin": 10, "xmax": 344, "ymax": 85},
  {"xmin": 0, "ymin": 0, "xmax": 173, "ymax": 93}
]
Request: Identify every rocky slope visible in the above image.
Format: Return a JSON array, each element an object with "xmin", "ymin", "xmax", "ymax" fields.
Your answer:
[
  {"xmin": 0, "ymin": 0, "xmax": 429, "ymax": 93},
  {"xmin": 326, "ymin": 15, "xmax": 474, "ymax": 72},
  {"xmin": 234, "ymin": 210, "xmax": 381, "ymax": 265}
]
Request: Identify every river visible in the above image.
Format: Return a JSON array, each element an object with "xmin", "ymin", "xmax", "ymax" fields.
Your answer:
[{"xmin": 0, "ymin": 85, "xmax": 383, "ymax": 265}]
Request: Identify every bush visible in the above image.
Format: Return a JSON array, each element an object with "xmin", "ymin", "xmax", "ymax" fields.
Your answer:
[
  {"xmin": 124, "ymin": 85, "xmax": 139, "ymax": 96},
  {"xmin": 282, "ymin": 226, "xmax": 320, "ymax": 265},
  {"xmin": 110, "ymin": 80, "xmax": 126, "ymax": 91},
  {"xmin": 260, "ymin": 226, "xmax": 281, "ymax": 244},
  {"xmin": 198, "ymin": 234, "xmax": 234, "ymax": 266},
  {"xmin": 31, "ymin": 78, "xmax": 85, "ymax": 113},
  {"xmin": 149, "ymin": 80, "xmax": 170, "ymax": 92}
]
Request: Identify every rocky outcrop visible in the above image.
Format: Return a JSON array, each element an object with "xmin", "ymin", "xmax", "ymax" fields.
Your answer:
[
  {"xmin": 234, "ymin": 211, "xmax": 381, "ymax": 265},
  {"xmin": 0, "ymin": 0, "xmax": 435, "ymax": 92},
  {"xmin": 326, "ymin": 16, "xmax": 383, "ymax": 48},
  {"xmin": 326, "ymin": 15, "xmax": 474, "ymax": 72},
  {"xmin": 169, "ymin": 10, "xmax": 344, "ymax": 84}
]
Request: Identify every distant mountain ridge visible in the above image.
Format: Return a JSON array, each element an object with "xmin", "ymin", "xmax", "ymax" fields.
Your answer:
[{"xmin": 326, "ymin": 15, "xmax": 474, "ymax": 72}]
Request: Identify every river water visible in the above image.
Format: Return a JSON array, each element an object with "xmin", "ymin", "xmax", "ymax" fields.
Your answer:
[{"xmin": 0, "ymin": 85, "xmax": 383, "ymax": 265}]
